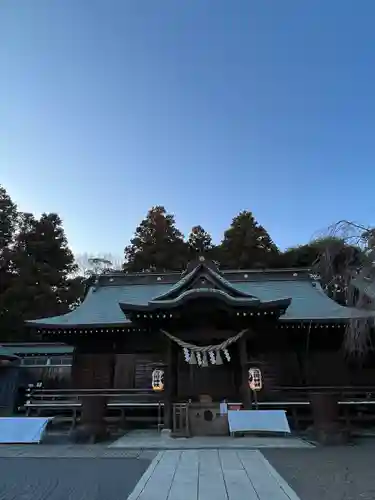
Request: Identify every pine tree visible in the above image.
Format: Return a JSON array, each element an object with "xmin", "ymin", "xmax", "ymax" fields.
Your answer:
[
  {"xmin": 0, "ymin": 185, "xmax": 18, "ymax": 251},
  {"xmin": 4, "ymin": 212, "xmax": 80, "ymax": 335},
  {"xmin": 187, "ymin": 225, "xmax": 214, "ymax": 260},
  {"xmin": 0, "ymin": 186, "xmax": 19, "ymax": 339},
  {"xmin": 124, "ymin": 206, "xmax": 188, "ymax": 272},
  {"xmin": 219, "ymin": 210, "xmax": 279, "ymax": 269},
  {"xmin": 187, "ymin": 225, "xmax": 213, "ymax": 253}
]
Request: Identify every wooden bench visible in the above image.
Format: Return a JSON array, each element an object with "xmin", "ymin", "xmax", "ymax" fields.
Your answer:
[
  {"xmin": 24, "ymin": 388, "xmax": 164, "ymax": 430},
  {"xmin": 270, "ymin": 386, "xmax": 375, "ymax": 430}
]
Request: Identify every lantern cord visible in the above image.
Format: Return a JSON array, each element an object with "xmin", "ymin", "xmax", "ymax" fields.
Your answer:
[{"xmin": 160, "ymin": 328, "xmax": 248, "ymax": 352}]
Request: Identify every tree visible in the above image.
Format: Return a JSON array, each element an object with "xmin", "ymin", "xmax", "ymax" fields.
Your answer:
[
  {"xmin": 278, "ymin": 236, "xmax": 367, "ymax": 302},
  {"xmin": 218, "ymin": 211, "xmax": 279, "ymax": 269},
  {"xmin": 187, "ymin": 225, "xmax": 214, "ymax": 259},
  {"xmin": 0, "ymin": 186, "xmax": 19, "ymax": 339},
  {"xmin": 2, "ymin": 212, "xmax": 81, "ymax": 338},
  {"xmin": 0, "ymin": 185, "xmax": 18, "ymax": 251},
  {"xmin": 124, "ymin": 206, "xmax": 188, "ymax": 272},
  {"xmin": 311, "ymin": 221, "xmax": 375, "ymax": 357},
  {"xmin": 75, "ymin": 253, "xmax": 123, "ymax": 278}
]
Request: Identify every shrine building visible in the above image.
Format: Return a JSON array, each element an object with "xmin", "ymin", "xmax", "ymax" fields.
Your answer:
[{"xmin": 25, "ymin": 258, "xmax": 375, "ymax": 438}]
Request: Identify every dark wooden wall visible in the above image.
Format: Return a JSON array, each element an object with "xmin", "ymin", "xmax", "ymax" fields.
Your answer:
[
  {"xmin": 71, "ymin": 324, "xmax": 375, "ymax": 393},
  {"xmin": 113, "ymin": 354, "xmax": 164, "ymax": 390}
]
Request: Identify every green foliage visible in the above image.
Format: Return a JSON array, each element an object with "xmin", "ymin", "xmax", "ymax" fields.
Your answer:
[
  {"xmin": 218, "ymin": 210, "xmax": 279, "ymax": 269},
  {"xmin": 124, "ymin": 206, "xmax": 188, "ymax": 272},
  {"xmin": 277, "ymin": 236, "xmax": 367, "ymax": 305},
  {"xmin": 0, "ymin": 185, "xmax": 17, "ymax": 250},
  {"xmin": 0, "ymin": 185, "xmax": 82, "ymax": 341},
  {"xmin": 8, "ymin": 212, "xmax": 79, "ymax": 317},
  {"xmin": 0, "ymin": 186, "xmax": 19, "ymax": 339},
  {"xmin": 187, "ymin": 225, "xmax": 214, "ymax": 259},
  {"xmin": 278, "ymin": 236, "xmax": 366, "ymax": 271}
]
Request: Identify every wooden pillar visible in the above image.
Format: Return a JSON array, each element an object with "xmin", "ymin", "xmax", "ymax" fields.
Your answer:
[
  {"xmin": 163, "ymin": 340, "xmax": 177, "ymax": 431},
  {"xmin": 71, "ymin": 351, "xmax": 114, "ymax": 443},
  {"xmin": 238, "ymin": 336, "xmax": 252, "ymax": 409}
]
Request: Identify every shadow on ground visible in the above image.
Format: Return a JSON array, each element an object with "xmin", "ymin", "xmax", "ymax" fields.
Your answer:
[
  {"xmin": 264, "ymin": 439, "xmax": 375, "ymax": 500},
  {"xmin": 0, "ymin": 457, "xmax": 150, "ymax": 500}
]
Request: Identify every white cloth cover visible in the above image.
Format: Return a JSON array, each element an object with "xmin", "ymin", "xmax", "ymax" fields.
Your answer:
[
  {"xmin": 228, "ymin": 410, "xmax": 291, "ymax": 434},
  {"xmin": 0, "ymin": 417, "xmax": 52, "ymax": 444}
]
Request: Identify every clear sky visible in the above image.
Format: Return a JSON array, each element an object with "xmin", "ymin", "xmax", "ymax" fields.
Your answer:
[{"xmin": 1, "ymin": 1, "xmax": 375, "ymax": 257}]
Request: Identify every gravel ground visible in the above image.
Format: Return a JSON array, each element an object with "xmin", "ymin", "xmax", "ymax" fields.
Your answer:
[
  {"xmin": 263, "ymin": 439, "xmax": 375, "ymax": 500},
  {"xmin": 0, "ymin": 456, "xmax": 152, "ymax": 500}
]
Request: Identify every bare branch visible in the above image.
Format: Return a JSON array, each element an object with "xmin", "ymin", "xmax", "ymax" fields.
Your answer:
[
  {"xmin": 74, "ymin": 253, "xmax": 123, "ymax": 277},
  {"xmin": 313, "ymin": 220, "xmax": 375, "ymax": 357}
]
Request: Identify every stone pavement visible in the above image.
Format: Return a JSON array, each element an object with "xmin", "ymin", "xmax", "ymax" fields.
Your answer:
[
  {"xmin": 128, "ymin": 449, "xmax": 301, "ymax": 500},
  {"xmin": 110, "ymin": 429, "xmax": 313, "ymax": 449}
]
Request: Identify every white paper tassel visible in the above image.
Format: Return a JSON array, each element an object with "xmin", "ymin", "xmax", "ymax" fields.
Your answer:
[
  {"xmin": 196, "ymin": 352, "xmax": 202, "ymax": 366},
  {"xmin": 183, "ymin": 347, "xmax": 190, "ymax": 362},
  {"xmin": 223, "ymin": 348, "xmax": 231, "ymax": 362},
  {"xmin": 202, "ymin": 351, "xmax": 208, "ymax": 367},
  {"xmin": 209, "ymin": 351, "xmax": 216, "ymax": 364},
  {"xmin": 215, "ymin": 350, "xmax": 223, "ymax": 365},
  {"xmin": 189, "ymin": 351, "xmax": 197, "ymax": 364}
]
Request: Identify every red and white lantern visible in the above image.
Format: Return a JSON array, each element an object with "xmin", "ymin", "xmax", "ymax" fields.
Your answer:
[{"xmin": 248, "ymin": 368, "xmax": 262, "ymax": 391}]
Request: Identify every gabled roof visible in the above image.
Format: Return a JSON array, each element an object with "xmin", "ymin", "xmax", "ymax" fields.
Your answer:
[
  {"xmin": 26, "ymin": 267, "xmax": 375, "ymax": 329},
  {"xmin": 153, "ymin": 261, "xmax": 253, "ymax": 300},
  {"xmin": 119, "ymin": 260, "xmax": 291, "ymax": 313}
]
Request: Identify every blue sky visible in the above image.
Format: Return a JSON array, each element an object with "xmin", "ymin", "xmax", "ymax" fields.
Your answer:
[{"xmin": 1, "ymin": 1, "xmax": 375, "ymax": 257}]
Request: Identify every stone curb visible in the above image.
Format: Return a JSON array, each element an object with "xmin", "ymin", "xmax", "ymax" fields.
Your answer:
[
  {"xmin": 127, "ymin": 451, "xmax": 165, "ymax": 500},
  {"xmin": 257, "ymin": 451, "xmax": 301, "ymax": 500}
]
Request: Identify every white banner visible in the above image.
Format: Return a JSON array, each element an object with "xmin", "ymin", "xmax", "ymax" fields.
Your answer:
[
  {"xmin": 0, "ymin": 417, "xmax": 52, "ymax": 444},
  {"xmin": 228, "ymin": 410, "xmax": 290, "ymax": 434}
]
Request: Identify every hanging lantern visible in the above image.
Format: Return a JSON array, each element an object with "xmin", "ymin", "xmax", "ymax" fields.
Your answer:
[
  {"xmin": 248, "ymin": 368, "xmax": 262, "ymax": 391},
  {"xmin": 152, "ymin": 369, "xmax": 164, "ymax": 392}
]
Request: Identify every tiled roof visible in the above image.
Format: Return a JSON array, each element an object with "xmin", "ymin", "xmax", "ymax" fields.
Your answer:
[
  {"xmin": 26, "ymin": 271, "xmax": 375, "ymax": 328},
  {"xmin": 0, "ymin": 346, "xmax": 20, "ymax": 360}
]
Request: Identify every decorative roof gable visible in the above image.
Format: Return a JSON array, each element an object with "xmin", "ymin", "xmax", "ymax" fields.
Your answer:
[
  {"xmin": 152, "ymin": 258, "xmax": 256, "ymax": 301},
  {"xmin": 119, "ymin": 259, "xmax": 292, "ymax": 318}
]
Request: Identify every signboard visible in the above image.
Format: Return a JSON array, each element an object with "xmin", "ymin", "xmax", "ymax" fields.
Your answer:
[
  {"xmin": 228, "ymin": 410, "xmax": 290, "ymax": 434},
  {"xmin": 0, "ymin": 417, "xmax": 52, "ymax": 444}
]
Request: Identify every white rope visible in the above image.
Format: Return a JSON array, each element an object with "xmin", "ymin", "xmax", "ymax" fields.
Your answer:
[{"xmin": 160, "ymin": 328, "xmax": 248, "ymax": 352}]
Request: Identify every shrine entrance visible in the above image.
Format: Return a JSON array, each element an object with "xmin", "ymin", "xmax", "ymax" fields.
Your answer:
[
  {"xmin": 159, "ymin": 328, "xmax": 252, "ymax": 436},
  {"xmin": 119, "ymin": 259, "xmax": 290, "ymax": 435}
]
